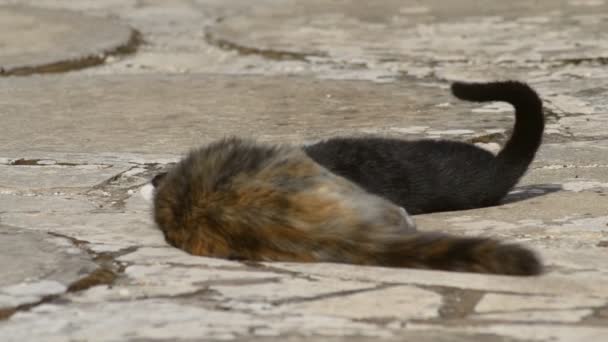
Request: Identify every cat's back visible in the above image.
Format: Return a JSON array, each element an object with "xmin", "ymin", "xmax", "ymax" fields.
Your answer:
[
  {"xmin": 307, "ymin": 136, "xmax": 494, "ymax": 166},
  {"xmin": 305, "ymin": 136, "xmax": 498, "ymax": 213}
]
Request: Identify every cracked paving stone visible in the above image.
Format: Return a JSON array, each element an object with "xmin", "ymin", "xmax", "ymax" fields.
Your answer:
[
  {"xmin": 269, "ymin": 262, "xmax": 608, "ymax": 298},
  {"xmin": 475, "ymin": 293, "xmax": 606, "ymax": 313},
  {"xmin": 470, "ymin": 309, "xmax": 594, "ymax": 323},
  {"xmin": 409, "ymin": 323, "xmax": 608, "ymax": 342},
  {"xmin": 470, "ymin": 293, "xmax": 606, "ymax": 324},
  {"xmin": 71, "ymin": 263, "xmax": 282, "ymax": 303},
  {"xmin": 0, "ymin": 151, "xmax": 179, "ymax": 168},
  {"xmin": 0, "ymin": 193, "xmax": 95, "ymax": 213},
  {"xmin": 414, "ymin": 190, "xmax": 608, "ymax": 252},
  {"xmin": 0, "ymin": 299, "xmax": 391, "ymax": 341},
  {"xmin": 285, "ymin": 285, "xmax": 442, "ymax": 320},
  {"xmin": 0, "ymin": 163, "xmax": 130, "ymax": 192},
  {"xmin": 0, "ymin": 211, "xmax": 165, "ymax": 253},
  {"xmin": 0, "ymin": 5, "xmax": 138, "ymax": 75},
  {"xmin": 0, "ymin": 73, "xmax": 563, "ymax": 155},
  {"xmin": 0, "ymin": 224, "xmax": 97, "ymax": 309},
  {"xmin": 116, "ymin": 246, "xmax": 243, "ymax": 268},
  {"xmin": 211, "ymin": 276, "xmax": 375, "ymax": 305},
  {"xmin": 206, "ymin": 0, "xmax": 608, "ymax": 67}
]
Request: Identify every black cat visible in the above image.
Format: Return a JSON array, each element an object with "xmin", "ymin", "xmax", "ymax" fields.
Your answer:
[{"xmin": 304, "ymin": 81, "xmax": 544, "ymax": 214}]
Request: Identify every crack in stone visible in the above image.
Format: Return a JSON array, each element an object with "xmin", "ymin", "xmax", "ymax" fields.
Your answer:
[
  {"xmin": 477, "ymin": 306, "xmax": 601, "ymax": 315},
  {"xmin": 582, "ymin": 303, "xmax": 608, "ymax": 326},
  {"xmin": 411, "ymin": 317, "xmax": 599, "ymax": 327},
  {"xmin": 162, "ymin": 262, "xmax": 275, "ymax": 275},
  {"xmin": 542, "ymin": 106, "xmax": 563, "ymax": 122},
  {"xmin": 418, "ymin": 285, "xmax": 484, "ymax": 320},
  {"xmin": 47, "ymin": 231, "xmax": 91, "ymax": 248},
  {"xmin": 551, "ymin": 56, "xmax": 608, "ymax": 67},
  {"xmin": 46, "ymin": 233, "xmax": 138, "ymax": 275},
  {"xmin": 66, "ymin": 268, "xmax": 117, "ymax": 292},
  {"xmin": 204, "ymin": 30, "xmax": 326, "ymax": 62},
  {"xmin": 271, "ymin": 284, "xmax": 394, "ymax": 306},
  {"xmin": 107, "ymin": 287, "xmax": 221, "ymax": 304},
  {"xmin": 4, "ymin": 158, "xmax": 113, "ymax": 168},
  {"xmin": 0, "ymin": 232, "xmax": 132, "ymax": 320},
  {"xmin": 94, "ymin": 246, "xmax": 140, "ymax": 268},
  {"xmin": 156, "ymin": 287, "xmax": 220, "ymax": 301},
  {"xmin": 407, "ymin": 287, "xmax": 606, "ymax": 327},
  {"xmin": 0, "ymin": 293, "xmax": 62, "ymax": 321},
  {"xmin": 0, "ymin": 30, "xmax": 143, "ymax": 77},
  {"xmin": 197, "ymin": 277, "xmax": 282, "ymax": 288},
  {"xmin": 229, "ymin": 261, "xmax": 337, "ymax": 285},
  {"xmin": 86, "ymin": 164, "xmax": 161, "ymax": 210}
]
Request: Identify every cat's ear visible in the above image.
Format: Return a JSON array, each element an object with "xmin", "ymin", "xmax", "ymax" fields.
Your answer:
[{"xmin": 151, "ymin": 172, "xmax": 168, "ymax": 188}]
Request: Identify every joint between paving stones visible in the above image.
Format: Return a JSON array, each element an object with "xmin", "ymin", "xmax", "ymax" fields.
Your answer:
[
  {"xmin": 204, "ymin": 30, "xmax": 326, "ymax": 62},
  {"xmin": 0, "ymin": 29, "xmax": 142, "ymax": 77},
  {"xmin": 86, "ymin": 163, "xmax": 161, "ymax": 210},
  {"xmin": 271, "ymin": 283, "xmax": 394, "ymax": 306},
  {"xmin": 0, "ymin": 232, "xmax": 136, "ymax": 321}
]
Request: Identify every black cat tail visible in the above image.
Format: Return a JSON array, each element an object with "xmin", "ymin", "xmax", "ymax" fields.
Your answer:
[{"xmin": 451, "ymin": 81, "xmax": 544, "ymax": 189}]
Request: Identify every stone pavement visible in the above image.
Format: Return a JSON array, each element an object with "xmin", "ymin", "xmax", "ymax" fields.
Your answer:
[{"xmin": 1, "ymin": 1, "xmax": 607, "ymax": 341}]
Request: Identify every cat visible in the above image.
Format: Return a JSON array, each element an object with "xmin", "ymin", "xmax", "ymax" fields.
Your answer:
[
  {"xmin": 304, "ymin": 81, "xmax": 545, "ymax": 214},
  {"xmin": 152, "ymin": 137, "xmax": 541, "ymax": 276}
]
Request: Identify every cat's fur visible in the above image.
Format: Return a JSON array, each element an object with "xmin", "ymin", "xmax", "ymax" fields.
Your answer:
[
  {"xmin": 305, "ymin": 81, "xmax": 545, "ymax": 214},
  {"xmin": 153, "ymin": 137, "xmax": 541, "ymax": 276}
]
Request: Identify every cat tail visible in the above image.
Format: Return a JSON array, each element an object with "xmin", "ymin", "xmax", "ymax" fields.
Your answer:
[
  {"xmin": 316, "ymin": 232, "xmax": 542, "ymax": 276},
  {"xmin": 451, "ymin": 81, "xmax": 545, "ymax": 191}
]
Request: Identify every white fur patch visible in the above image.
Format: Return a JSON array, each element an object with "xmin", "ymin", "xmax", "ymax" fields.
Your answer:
[
  {"xmin": 399, "ymin": 207, "xmax": 416, "ymax": 229},
  {"xmin": 474, "ymin": 142, "xmax": 501, "ymax": 154},
  {"xmin": 140, "ymin": 183, "xmax": 155, "ymax": 203}
]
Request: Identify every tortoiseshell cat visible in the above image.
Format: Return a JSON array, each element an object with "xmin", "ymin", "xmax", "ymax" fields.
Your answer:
[
  {"xmin": 305, "ymin": 81, "xmax": 545, "ymax": 214},
  {"xmin": 152, "ymin": 137, "xmax": 541, "ymax": 275}
]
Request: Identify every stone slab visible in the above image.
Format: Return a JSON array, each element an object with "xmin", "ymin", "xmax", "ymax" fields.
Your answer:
[
  {"xmin": 0, "ymin": 224, "xmax": 96, "ymax": 308},
  {"xmin": 0, "ymin": 164, "xmax": 129, "ymax": 192},
  {"xmin": 206, "ymin": 0, "xmax": 608, "ymax": 66},
  {"xmin": 473, "ymin": 293, "xmax": 606, "ymax": 324},
  {"xmin": 0, "ymin": 73, "xmax": 567, "ymax": 155},
  {"xmin": 0, "ymin": 211, "xmax": 166, "ymax": 253},
  {"xmin": 212, "ymin": 277, "xmax": 374, "ymax": 304},
  {"xmin": 411, "ymin": 323, "xmax": 608, "ymax": 342},
  {"xmin": 0, "ymin": 299, "xmax": 391, "ymax": 341},
  {"xmin": 286, "ymin": 285, "xmax": 442, "ymax": 320},
  {"xmin": 0, "ymin": 193, "xmax": 95, "ymax": 214},
  {"xmin": 0, "ymin": 0, "xmax": 607, "ymax": 341},
  {"xmin": 0, "ymin": 5, "xmax": 136, "ymax": 75},
  {"xmin": 270, "ymin": 262, "xmax": 608, "ymax": 298},
  {"xmin": 470, "ymin": 309, "xmax": 594, "ymax": 324}
]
